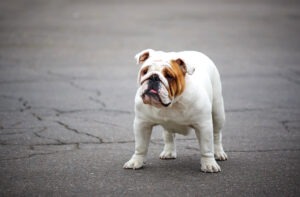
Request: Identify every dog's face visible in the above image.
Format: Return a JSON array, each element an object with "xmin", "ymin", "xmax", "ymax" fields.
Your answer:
[{"xmin": 135, "ymin": 49, "xmax": 193, "ymax": 108}]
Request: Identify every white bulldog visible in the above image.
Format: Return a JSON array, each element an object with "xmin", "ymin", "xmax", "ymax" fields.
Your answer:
[{"xmin": 123, "ymin": 49, "xmax": 227, "ymax": 172}]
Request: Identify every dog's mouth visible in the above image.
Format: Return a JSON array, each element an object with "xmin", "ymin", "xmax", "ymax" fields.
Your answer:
[
  {"xmin": 141, "ymin": 80, "xmax": 171, "ymax": 108},
  {"xmin": 142, "ymin": 91, "xmax": 171, "ymax": 107}
]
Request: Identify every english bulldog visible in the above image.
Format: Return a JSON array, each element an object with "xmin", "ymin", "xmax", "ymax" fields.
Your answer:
[{"xmin": 123, "ymin": 49, "xmax": 227, "ymax": 172}]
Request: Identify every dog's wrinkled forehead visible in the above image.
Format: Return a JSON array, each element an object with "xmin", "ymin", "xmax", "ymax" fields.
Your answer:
[
  {"xmin": 144, "ymin": 58, "xmax": 171, "ymax": 70},
  {"xmin": 135, "ymin": 48, "xmax": 195, "ymax": 76}
]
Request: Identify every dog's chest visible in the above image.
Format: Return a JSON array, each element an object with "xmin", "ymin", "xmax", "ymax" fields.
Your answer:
[
  {"xmin": 160, "ymin": 121, "xmax": 193, "ymax": 135},
  {"xmin": 149, "ymin": 105, "xmax": 195, "ymax": 135}
]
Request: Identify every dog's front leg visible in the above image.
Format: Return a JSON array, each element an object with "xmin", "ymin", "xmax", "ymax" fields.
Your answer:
[
  {"xmin": 194, "ymin": 117, "xmax": 221, "ymax": 173},
  {"xmin": 123, "ymin": 118, "xmax": 153, "ymax": 169}
]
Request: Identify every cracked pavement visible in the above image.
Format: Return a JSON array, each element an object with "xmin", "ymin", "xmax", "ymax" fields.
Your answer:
[{"xmin": 0, "ymin": 0, "xmax": 300, "ymax": 196}]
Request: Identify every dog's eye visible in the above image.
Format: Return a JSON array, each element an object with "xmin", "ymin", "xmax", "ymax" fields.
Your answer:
[
  {"xmin": 165, "ymin": 73, "xmax": 174, "ymax": 81},
  {"xmin": 141, "ymin": 67, "xmax": 148, "ymax": 76}
]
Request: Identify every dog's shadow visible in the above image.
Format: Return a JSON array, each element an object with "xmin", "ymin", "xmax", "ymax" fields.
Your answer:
[{"xmin": 142, "ymin": 155, "xmax": 221, "ymax": 176}]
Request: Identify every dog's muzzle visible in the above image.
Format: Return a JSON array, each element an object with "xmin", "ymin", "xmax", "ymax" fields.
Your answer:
[{"xmin": 141, "ymin": 74, "xmax": 171, "ymax": 107}]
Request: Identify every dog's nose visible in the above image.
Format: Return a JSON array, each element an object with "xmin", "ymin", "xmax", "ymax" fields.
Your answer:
[{"xmin": 150, "ymin": 74, "xmax": 160, "ymax": 81}]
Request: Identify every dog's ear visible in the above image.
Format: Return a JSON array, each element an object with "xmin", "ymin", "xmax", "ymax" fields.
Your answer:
[
  {"xmin": 175, "ymin": 58, "xmax": 195, "ymax": 75},
  {"xmin": 135, "ymin": 49, "xmax": 154, "ymax": 64}
]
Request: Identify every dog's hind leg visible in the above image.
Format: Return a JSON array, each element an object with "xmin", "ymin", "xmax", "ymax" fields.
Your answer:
[
  {"xmin": 212, "ymin": 94, "xmax": 228, "ymax": 161},
  {"xmin": 159, "ymin": 130, "xmax": 177, "ymax": 159},
  {"xmin": 211, "ymin": 66, "xmax": 227, "ymax": 161}
]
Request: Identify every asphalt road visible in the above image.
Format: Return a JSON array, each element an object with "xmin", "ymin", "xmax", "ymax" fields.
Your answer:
[{"xmin": 0, "ymin": 0, "xmax": 300, "ymax": 196}]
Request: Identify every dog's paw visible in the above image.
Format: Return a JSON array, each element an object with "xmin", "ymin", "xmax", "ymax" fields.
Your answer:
[
  {"xmin": 214, "ymin": 151, "xmax": 228, "ymax": 161},
  {"xmin": 214, "ymin": 145, "xmax": 228, "ymax": 161},
  {"xmin": 201, "ymin": 157, "xmax": 221, "ymax": 173},
  {"xmin": 123, "ymin": 156, "xmax": 144, "ymax": 170},
  {"xmin": 159, "ymin": 150, "xmax": 177, "ymax": 160}
]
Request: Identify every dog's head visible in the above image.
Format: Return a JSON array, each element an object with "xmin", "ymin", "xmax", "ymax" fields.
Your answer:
[{"xmin": 135, "ymin": 49, "xmax": 195, "ymax": 108}]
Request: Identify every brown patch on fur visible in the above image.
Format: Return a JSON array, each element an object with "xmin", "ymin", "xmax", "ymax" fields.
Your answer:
[
  {"xmin": 163, "ymin": 60, "xmax": 186, "ymax": 98},
  {"xmin": 138, "ymin": 52, "xmax": 149, "ymax": 64}
]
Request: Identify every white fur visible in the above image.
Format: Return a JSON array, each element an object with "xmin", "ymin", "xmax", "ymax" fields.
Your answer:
[{"xmin": 124, "ymin": 49, "xmax": 227, "ymax": 172}]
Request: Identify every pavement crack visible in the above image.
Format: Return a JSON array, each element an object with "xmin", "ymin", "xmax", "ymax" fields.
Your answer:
[
  {"xmin": 33, "ymin": 127, "xmax": 64, "ymax": 144},
  {"xmin": 53, "ymin": 108, "xmax": 132, "ymax": 115},
  {"xmin": 69, "ymin": 81, "xmax": 97, "ymax": 93},
  {"xmin": 103, "ymin": 140, "xmax": 135, "ymax": 144},
  {"xmin": 0, "ymin": 148, "xmax": 78, "ymax": 161},
  {"xmin": 95, "ymin": 108, "xmax": 133, "ymax": 114},
  {"xmin": 281, "ymin": 120, "xmax": 291, "ymax": 132},
  {"xmin": 0, "ymin": 143, "xmax": 80, "ymax": 161},
  {"xmin": 280, "ymin": 119, "xmax": 300, "ymax": 133},
  {"xmin": 0, "ymin": 131, "xmax": 26, "ymax": 135},
  {"xmin": 15, "ymin": 96, "xmax": 46, "ymax": 122},
  {"xmin": 18, "ymin": 97, "xmax": 31, "ymax": 112},
  {"xmin": 69, "ymin": 81, "xmax": 107, "ymax": 107},
  {"xmin": 69, "ymin": 81, "xmax": 102, "ymax": 97},
  {"xmin": 278, "ymin": 73, "xmax": 300, "ymax": 85},
  {"xmin": 89, "ymin": 119, "xmax": 130, "ymax": 130},
  {"xmin": 56, "ymin": 121, "xmax": 103, "ymax": 143},
  {"xmin": 88, "ymin": 96, "xmax": 106, "ymax": 107},
  {"xmin": 31, "ymin": 112, "xmax": 43, "ymax": 121},
  {"xmin": 0, "ymin": 152, "xmax": 60, "ymax": 161},
  {"xmin": 46, "ymin": 70, "xmax": 77, "ymax": 80}
]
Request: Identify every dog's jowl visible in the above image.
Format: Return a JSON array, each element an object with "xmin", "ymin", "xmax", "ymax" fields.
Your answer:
[{"xmin": 123, "ymin": 49, "xmax": 227, "ymax": 173}]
